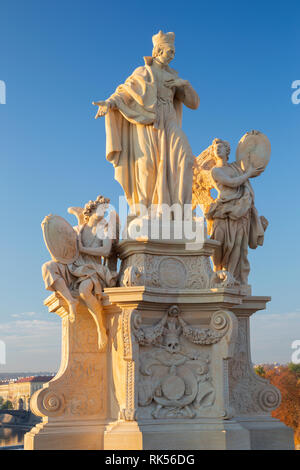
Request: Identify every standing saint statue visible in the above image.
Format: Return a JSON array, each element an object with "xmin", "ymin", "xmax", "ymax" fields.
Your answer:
[{"xmin": 93, "ymin": 31, "xmax": 200, "ymax": 217}]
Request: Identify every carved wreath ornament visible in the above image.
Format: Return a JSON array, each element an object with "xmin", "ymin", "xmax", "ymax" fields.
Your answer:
[{"xmin": 132, "ymin": 305, "xmax": 230, "ymax": 419}]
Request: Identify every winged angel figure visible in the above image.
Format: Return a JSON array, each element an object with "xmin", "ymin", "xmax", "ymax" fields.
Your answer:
[
  {"xmin": 192, "ymin": 136, "xmax": 268, "ymax": 286},
  {"xmin": 42, "ymin": 196, "xmax": 119, "ymax": 351}
]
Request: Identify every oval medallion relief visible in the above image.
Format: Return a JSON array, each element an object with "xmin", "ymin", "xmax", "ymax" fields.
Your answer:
[{"xmin": 159, "ymin": 257, "xmax": 187, "ymax": 288}]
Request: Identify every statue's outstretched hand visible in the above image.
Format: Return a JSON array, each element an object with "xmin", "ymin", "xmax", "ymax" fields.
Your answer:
[
  {"xmin": 248, "ymin": 164, "xmax": 265, "ymax": 178},
  {"xmin": 93, "ymin": 100, "xmax": 110, "ymax": 119}
]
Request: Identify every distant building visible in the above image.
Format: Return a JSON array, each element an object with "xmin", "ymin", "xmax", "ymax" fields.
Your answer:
[
  {"xmin": 0, "ymin": 376, "xmax": 53, "ymax": 411},
  {"xmin": 254, "ymin": 362, "xmax": 284, "ymax": 371}
]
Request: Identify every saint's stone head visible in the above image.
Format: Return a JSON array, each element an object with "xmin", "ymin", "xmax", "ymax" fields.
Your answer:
[{"xmin": 152, "ymin": 30, "xmax": 175, "ymax": 64}]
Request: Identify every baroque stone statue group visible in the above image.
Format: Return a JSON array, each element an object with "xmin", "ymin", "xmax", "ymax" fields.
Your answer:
[{"xmin": 24, "ymin": 31, "xmax": 293, "ymax": 450}]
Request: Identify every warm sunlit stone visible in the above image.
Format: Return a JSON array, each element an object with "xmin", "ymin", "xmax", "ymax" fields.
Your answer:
[{"xmin": 25, "ymin": 32, "xmax": 293, "ymax": 450}]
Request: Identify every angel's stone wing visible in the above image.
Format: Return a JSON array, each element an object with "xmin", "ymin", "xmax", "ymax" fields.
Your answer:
[
  {"xmin": 67, "ymin": 206, "xmax": 85, "ymax": 226},
  {"xmin": 192, "ymin": 146, "xmax": 216, "ymax": 213}
]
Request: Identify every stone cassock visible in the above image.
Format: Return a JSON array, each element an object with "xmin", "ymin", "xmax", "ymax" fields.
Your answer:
[
  {"xmin": 193, "ymin": 131, "xmax": 270, "ymax": 287},
  {"xmin": 93, "ymin": 31, "xmax": 199, "ymax": 216}
]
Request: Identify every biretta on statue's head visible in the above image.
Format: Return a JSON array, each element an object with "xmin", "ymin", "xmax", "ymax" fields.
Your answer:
[
  {"xmin": 152, "ymin": 31, "xmax": 175, "ymax": 48},
  {"xmin": 152, "ymin": 31, "xmax": 175, "ymax": 58}
]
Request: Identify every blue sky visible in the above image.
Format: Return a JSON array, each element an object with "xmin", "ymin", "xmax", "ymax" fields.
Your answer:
[{"xmin": 0, "ymin": 0, "xmax": 299, "ymax": 371}]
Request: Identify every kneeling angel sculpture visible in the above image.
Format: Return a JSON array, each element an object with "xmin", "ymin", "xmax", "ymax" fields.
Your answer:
[
  {"xmin": 193, "ymin": 131, "xmax": 270, "ymax": 286},
  {"xmin": 41, "ymin": 195, "xmax": 119, "ymax": 351}
]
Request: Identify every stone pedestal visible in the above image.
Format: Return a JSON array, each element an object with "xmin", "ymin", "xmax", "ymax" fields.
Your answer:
[
  {"xmin": 25, "ymin": 239, "xmax": 294, "ymax": 450},
  {"xmin": 24, "ymin": 296, "xmax": 108, "ymax": 450}
]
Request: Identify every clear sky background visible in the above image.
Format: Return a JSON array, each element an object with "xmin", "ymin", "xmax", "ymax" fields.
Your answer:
[{"xmin": 0, "ymin": 0, "xmax": 299, "ymax": 372}]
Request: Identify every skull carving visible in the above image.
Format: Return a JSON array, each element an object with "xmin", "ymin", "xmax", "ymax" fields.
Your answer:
[{"xmin": 163, "ymin": 321, "xmax": 182, "ymax": 353}]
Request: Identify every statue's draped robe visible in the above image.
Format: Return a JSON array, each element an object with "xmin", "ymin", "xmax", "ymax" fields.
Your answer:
[
  {"xmin": 105, "ymin": 57, "xmax": 200, "ymax": 212},
  {"xmin": 206, "ymin": 162, "xmax": 265, "ymax": 284}
]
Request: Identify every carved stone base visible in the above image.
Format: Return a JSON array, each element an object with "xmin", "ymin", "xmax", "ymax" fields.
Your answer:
[
  {"xmin": 103, "ymin": 420, "xmax": 251, "ymax": 450},
  {"xmin": 102, "ymin": 282, "xmax": 293, "ymax": 449},
  {"xmin": 24, "ymin": 296, "xmax": 109, "ymax": 450},
  {"xmin": 103, "ymin": 417, "xmax": 293, "ymax": 450},
  {"xmin": 24, "ymin": 420, "xmax": 107, "ymax": 450},
  {"xmin": 25, "ymin": 240, "xmax": 294, "ymax": 450},
  {"xmin": 236, "ymin": 417, "xmax": 294, "ymax": 450}
]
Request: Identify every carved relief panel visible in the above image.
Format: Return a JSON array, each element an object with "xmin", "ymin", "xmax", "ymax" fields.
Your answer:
[
  {"xmin": 118, "ymin": 305, "xmax": 235, "ymax": 420},
  {"xmin": 119, "ymin": 253, "xmax": 213, "ymax": 290}
]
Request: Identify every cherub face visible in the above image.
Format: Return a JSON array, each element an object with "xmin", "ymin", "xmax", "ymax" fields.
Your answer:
[
  {"xmin": 89, "ymin": 211, "xmax": 102, "ymax": 226},
  {"xmin": 158, "ymin": 44, "xmax": 175, "ymax": 64},
  {"xmin": 89, "ymin": 204, "xmax": 108, "ymax": 226},
  {"xmin": 95, "ymin": 203, "xmax": 107, "ymax": 219}
]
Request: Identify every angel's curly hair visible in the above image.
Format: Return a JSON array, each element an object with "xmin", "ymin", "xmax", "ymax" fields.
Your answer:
[
  {"xmin": 83, "ymin": 195, "xmax": 110, "ymax": 222},
  {"xmin": 212, "ymin": 138, "xmax": 231, "ymax": 160}
]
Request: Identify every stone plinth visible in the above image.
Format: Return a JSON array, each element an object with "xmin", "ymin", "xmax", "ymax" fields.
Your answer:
[
  {"xmin": 25, "ymin": 239, "xmax": 294, "ymax": 450},
  {"xmin": 118, "ymin": 238, "xmax": 216, "ymax": 291},
  {"xmin": 24, "ymin": 296, "xmax": 108, "ymax": 450},
  {"xmin": 103, "ymin": 284, "xmax": 292, "ymax": 450}
]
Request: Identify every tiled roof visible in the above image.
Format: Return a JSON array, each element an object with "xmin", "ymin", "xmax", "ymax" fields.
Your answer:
[{"xmin": 14, "ymin": 376, "xmax": 53, "ymax": 384}]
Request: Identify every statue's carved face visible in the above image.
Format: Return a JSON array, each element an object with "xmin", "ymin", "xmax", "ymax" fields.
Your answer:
[
  {"xmin": 158, "ymin": 44, "xmax": 175, "ymax": 65},
  {"xmin": 89, "ymin": 204, "xmax": 107, "ymax": 225},
  {"xmin": 213, "ymin": 142, "xmax": 228, "ymax": 163}
]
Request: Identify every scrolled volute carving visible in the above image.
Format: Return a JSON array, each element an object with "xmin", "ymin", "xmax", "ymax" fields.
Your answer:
[
  {"xmin": 257, "ymin": 386, "xmax": 281, "ymax": 412},
  {"xmin": 30, "ymin": 387, "xmax": 65, "ymax": 418},
  {"xmin": 43, "ymin": 392, "xmax": 64, "ymax": 412},
  {"xmin": 211, "ymin": 310, "xmax": 228, "ymax": 330}
]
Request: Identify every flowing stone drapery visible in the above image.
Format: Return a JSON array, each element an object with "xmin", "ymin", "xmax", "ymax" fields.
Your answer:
[{"xmin": 105, "ymin": 56, "xmax": 199, "ymax": 213}]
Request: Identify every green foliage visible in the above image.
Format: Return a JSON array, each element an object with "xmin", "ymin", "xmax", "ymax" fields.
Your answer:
[
  {"xmin": 288, "ymin": 363, "xmax": 300, "ymax": 377},
  {"xmin": 254, "ymin": 365, "xmax": 266, "ymax": 377},
  {"xmin": 0, "ymin": 399, "xmax": 13, "ymax": 410}
]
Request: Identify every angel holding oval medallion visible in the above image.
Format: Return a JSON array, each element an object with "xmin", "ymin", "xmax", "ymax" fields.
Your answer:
[
  {"xmin": 41, "ymin": 195, "xmax": 119, "ymax": 351},
  {"xmin": 193, "ymin": 130, "xmax": 270, "ymax": 287}
]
